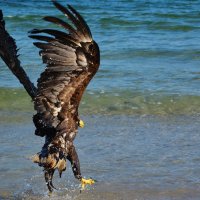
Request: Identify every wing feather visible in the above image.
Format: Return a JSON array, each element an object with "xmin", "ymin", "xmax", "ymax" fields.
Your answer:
[
  {"xmin": 30, "ymin": 1, "xmax": 100, "ymax": 137},
  {"xmin": 43, "ymin": 16, "xmax": 77, "ymax": 36},
  {"xmin": 31, "ymin": 29, "xmax": 79, "ymax": 45},
  {"xmin": 52, "ymin": 2, "xmax": 83, "ymax": 33},
  {"xmin": 34, "ymin": 42, "xmax": 75, "ymax": 54},
  {"xmin": 67, "ymin": 5, "xmax": 92, "ymax": 38},
  {"xmin": 0, "ymin": 10, "xmax": 36, "ymax": 98}
]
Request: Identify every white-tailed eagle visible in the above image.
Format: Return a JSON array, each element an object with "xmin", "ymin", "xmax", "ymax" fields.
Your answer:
[{"xmin": 0, "ymin": 0, "xmax": 100, "ymax": 192}]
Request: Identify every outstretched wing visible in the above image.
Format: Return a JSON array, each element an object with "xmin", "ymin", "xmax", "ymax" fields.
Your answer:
[
  {"xmin": 0, "ymin": 10, "xmax": 36, "ymax": 98},
  {"xmin": 29, "ymin": 1, "xmax": 100, "ymax": 136}
]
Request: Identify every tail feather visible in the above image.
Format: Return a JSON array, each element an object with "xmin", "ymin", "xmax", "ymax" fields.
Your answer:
[{"xmin": 0, "ymin": 10, "xmax": 37, "ymax": 99}]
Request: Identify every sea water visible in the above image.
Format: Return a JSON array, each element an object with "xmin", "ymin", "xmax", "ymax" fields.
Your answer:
[{"xmin": 0, "ymin": 0, "xmax": 200, "ymax": 199}]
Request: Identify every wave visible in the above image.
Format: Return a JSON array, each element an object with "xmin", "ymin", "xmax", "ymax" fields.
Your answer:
[
  {"xmin": 1, "ymin": 87, "xmax": 200, "ymax": 117},
  {"xmin": 102, "ymin": 48, "xmax": 200, "ymax": 60}
]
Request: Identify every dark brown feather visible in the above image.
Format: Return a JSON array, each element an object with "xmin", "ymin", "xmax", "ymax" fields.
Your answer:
[
  {"xmin": 31, "ymin": 29, "xmax": 79, "ymax": 46},
  {"xmin": 43, "ymin": 16, "xmax": 78, "ymax": 36},
  {"xmin": 67, "ymin": 5, "xmax": 92, "ymax": 38}
]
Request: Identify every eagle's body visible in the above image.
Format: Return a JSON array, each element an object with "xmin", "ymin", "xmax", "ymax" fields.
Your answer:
[{"xmin": 0, "ymin": 1, "xmax": 100, "ymax": 192}]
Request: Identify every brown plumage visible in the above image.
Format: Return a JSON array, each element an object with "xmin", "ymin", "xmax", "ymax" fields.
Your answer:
[{"xmin": 0, "ymin": 1, "xmax": 100, "ymax": 192}]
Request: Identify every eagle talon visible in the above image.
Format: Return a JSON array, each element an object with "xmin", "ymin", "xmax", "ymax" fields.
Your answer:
[
  {"xmin": 49, "ymin": 180, "xmax": 57, "ymax": 190},
  {"xmin": 46, "ymin": 181, "xmax": 56, "ymax": 193},
  {"xmin": 80, "ymin": 177, "xmax": 95, "ymax": 190},
  {"xmin": 44, "ymin": 169, "xmax": 57, "ymax": 192}
]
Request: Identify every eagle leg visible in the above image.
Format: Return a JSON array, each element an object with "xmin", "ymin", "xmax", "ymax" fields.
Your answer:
[
  {"xmin": 67, "ymin": 145, "xmax": 95, "ymax": 190},
  {"xmin": 44, "ymin": 168, "xmax": 57, "ymax": 192},
  {"xmin": 32, "ymin": 145, "xmax": 67, "ymax": 192},
  {"xmin": 67, "ymin": 145, "xmax": 82, "ymax": 180}
]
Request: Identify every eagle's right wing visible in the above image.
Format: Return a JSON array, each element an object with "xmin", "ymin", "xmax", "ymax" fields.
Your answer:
[
  {"xmin": 0, "ymin": 10, "xmax": 37, "ymax": 99},
  {"xmin": 29, "ymin": 1, "xmax": 100, "ymax": 136}
]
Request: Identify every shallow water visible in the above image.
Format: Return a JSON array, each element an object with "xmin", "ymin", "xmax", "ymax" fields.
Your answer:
[{"xmin": 1, "ymin": 115, "xmax": 200, "ymax": 199}]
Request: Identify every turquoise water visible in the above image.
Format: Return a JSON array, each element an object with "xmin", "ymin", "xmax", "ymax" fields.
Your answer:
[{"xmin": 0, "ymin": 0, "xmax": 200, "ymax": 115}]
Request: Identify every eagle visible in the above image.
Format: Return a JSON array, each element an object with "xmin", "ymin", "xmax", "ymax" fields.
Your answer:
[{"xmin": 0, "ymin": 1, "xmax": 100, "ymax": 192}]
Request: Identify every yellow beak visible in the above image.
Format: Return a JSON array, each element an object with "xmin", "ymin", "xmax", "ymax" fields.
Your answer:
[{"xmin": 79, "ymin": 120, "xmax": 85, "ymax": 128}]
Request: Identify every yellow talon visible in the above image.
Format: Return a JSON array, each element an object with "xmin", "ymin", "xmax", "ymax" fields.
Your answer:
[
  {"xmin": 81, "ymin": 178, "xmax": 95, "ymax": 190},
  {"xmin": 79, "ymin": 120, "xmax": 85, "ymax": 128}
]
